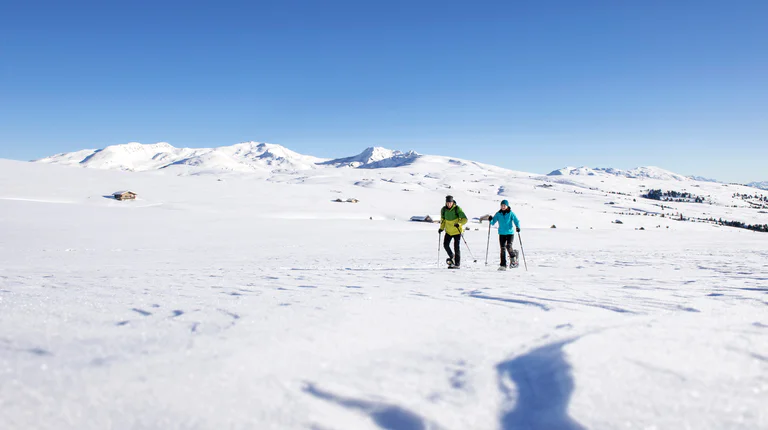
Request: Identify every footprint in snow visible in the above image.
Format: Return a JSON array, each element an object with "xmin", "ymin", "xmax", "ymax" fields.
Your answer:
[{"xmin": 28, "ymin": 347, "xmax": 52, "ymax": 356}]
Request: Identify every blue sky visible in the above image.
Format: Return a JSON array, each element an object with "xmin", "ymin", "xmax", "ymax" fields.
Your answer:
[{"xmin": 1, "ymin": 0, "xmax": 766, "ymax": 182}]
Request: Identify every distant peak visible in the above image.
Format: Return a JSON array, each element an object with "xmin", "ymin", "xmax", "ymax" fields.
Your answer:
[
  {"xmin": 548, "ymin": 165, "xmax": 688, "ymax": 181},
  {"xmin": 321, "ymin": 146, "xmax": 412, "ymax": 168},
  {"xmin": 108, "ymin": 141, "xmax": 175, "ymax": 149}
]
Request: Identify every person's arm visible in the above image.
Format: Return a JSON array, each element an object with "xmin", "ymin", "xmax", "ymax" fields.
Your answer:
[
  {"xmin": 490, "ymin": 212, "xmax": 498, "ymax": 226},
  {"xmin": 512, "ymin": 212, "xmax": 521, "ymax": 231},
  {"xmin": 439, "ymin": 208, "xmax": 446, "ymax": 231},
  {"xmin": 457, "ymin": 207, "xmax": 468, "ymax": 226}
]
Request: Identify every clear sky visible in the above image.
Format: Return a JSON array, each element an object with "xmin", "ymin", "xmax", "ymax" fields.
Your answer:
[{"xmin": 1, "ymin": 0, "xmax": 766, "ymax": 182}]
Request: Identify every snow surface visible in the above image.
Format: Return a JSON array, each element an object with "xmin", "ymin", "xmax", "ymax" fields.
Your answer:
[{"xmin": 1, "ymin": 153, "xmax": 767, "ymax": 430}]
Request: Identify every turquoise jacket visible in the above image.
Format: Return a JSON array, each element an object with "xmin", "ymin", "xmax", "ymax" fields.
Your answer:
[{"xmin": 491, "ymin": 209, "xmax": 520, "ymax": 235}]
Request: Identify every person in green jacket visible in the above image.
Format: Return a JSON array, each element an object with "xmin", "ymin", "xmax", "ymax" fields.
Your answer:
[{"xmin": 439, "ymin": 195, "xmax": 468, "ymax": 268}]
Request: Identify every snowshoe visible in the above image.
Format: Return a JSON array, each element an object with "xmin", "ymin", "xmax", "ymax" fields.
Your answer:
[
  {"xmin": 498, "ymin": 266, "xmax": 507, "ymax": 271},
  {"xmin": 446, "ymin": 257, "xmax": 454, "ymax": 267},
  {"xmin": 510, "ymin": 251, "xmax": 520, "ymax": 268},
  {"xmin": 448, "ymin": 265, "xmax": 461, "ymax": 270}
]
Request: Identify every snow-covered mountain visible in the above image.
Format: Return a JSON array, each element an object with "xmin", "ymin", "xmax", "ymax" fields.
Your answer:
[
  {"xmin": 321, "ymin": 147, "xmax": 422, "ymax": 169},
  {"xmin": 36, "ymin": 142, "xmax": 326, "ymax": 174},
  {"xmin": 320, "ymin": 147, "xmax": 415, "ymax": 168},
  {"xmin": 747, "ymin": 181, "xmax": 768, "ymax": 191},
  {"xmin": 37, "ymin": 142, "xmax": 427, "ymax": 173},
  {"xmin": 35, "ymin": 142, "xmax": 738, "ymax": 189},
  {"xmin": 548, "ymin": 166, "xmax": 689, "ymax": 181},
  {"xmin": 687, "ymin": 175, "xmax": 721, "ymax": 183}
]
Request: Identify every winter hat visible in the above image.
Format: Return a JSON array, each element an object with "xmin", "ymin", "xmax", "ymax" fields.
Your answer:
[
  {"xmin": 445, "ymin": 195, "xmax": 454, "ymax": 203},
  {"xmin": 501, "ymin": 199, "xmax": 509, "ymax": 206}
]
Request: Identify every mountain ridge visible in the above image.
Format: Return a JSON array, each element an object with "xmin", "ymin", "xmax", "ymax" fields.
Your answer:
[
  {"xmin": 36, "ymin": 141, "xmax": 718, "ymax": 184},
  {"xmin": 548, "ymin": 166, "xmax": 689, "ymax": 181}
]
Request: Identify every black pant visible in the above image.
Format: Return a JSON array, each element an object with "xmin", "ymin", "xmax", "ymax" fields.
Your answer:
[
  {"xmin": 444, "ymin": 233, "xmax": 461, "ymax": 266},
  {"xmin": 499, "ymin": 234, "xmax": 515, "ymax": 266}
]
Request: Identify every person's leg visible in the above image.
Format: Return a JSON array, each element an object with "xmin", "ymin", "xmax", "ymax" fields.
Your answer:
[
  {"xmin": 453, "ymin": 234, "xmax": 461, "ymax": 266},
  {"xmin": 509, "ymin": 235, "xmax": 518, "ymax": 265},
  {"xmin": 504, "ymin": 235, "xmax": 514, "ymax": 265},
  {"xmin": 443, "ymin": 233, "xmax": 454, "ymax": 262},
  {"xmin": 498, "ymin": 235, "xmax": 507, "ymax": 267}
]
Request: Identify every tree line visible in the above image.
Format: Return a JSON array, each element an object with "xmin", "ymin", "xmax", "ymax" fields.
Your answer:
[{"xmin": 642, "ymin": 189, "xmax": 706, "ymax": 203}]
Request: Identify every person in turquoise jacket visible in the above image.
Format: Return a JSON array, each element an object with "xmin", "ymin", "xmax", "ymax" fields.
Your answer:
[{"xmin": 490, "ymin": 199, "xmax": 521, "ymax": 269}]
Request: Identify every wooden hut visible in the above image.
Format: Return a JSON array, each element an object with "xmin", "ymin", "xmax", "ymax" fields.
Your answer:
[
  {"xmin": 113, "ymin": 191, "xmax": 137, "ymax": 201},
  {"xmin": 410, "ymin": 215, "xmax": 434, "ymax": 223}
]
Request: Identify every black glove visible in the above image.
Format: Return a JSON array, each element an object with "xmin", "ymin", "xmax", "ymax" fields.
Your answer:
[
  {"xmin": 454, "ymin": 223, "xmax": 460, "ymax": 228},
  {"xmin": 516, "ymin": 227, "xmax": 521, "ymax": 233},
  {"xmin": 438, "ymin": 229, "xmax": 444, "ymax": 233}
]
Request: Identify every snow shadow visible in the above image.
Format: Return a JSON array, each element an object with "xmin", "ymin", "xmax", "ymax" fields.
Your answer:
[
  {"xmin": 467, "ymin": 291, "xmax": 550, "ymax": 311},
  {"xmin": 302, "ymin": 383, "xmax": 429, "ymax": 430},
  {"xmin": 496, "ymin": 339, "xmax": 586, "ymax": 430}
]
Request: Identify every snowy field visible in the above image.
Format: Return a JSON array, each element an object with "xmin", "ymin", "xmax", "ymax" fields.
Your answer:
[{"xmin": 1, "ymin": 154, "xmax": 767, "ymax": 429}]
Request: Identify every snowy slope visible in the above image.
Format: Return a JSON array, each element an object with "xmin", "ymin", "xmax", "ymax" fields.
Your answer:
[
  {"xmin": 0, "ymin": 158, "xmax": 766, "ymax": 430},
  {"xmin": 30, "ymin": 142, "xmax": 768, "ymax": 227}
]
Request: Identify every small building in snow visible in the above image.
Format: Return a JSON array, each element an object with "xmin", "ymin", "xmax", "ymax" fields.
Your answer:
[
  {"xmin": 410, "ymin": 215, "xmax": 434, "ymax": 223},
  {"xmin": 113, "ymin": 191, "xmax": 137, "ymax": 201}
]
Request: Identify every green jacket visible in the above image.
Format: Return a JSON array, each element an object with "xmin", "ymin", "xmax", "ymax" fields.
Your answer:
[{"xmin": 440, "ymin": 204, "xmax": 468, "ymax": 236}]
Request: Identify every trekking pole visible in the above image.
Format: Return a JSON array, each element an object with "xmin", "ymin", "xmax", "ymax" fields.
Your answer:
[
  {"xmin": 517, "ymin": 232, "xmax": 528, "ymax": 271},
  {"xmin": 485, "ymin": 221, "xmax": 491, "ymax": 265},
  {"xmin": 460, "ymin": 233, "xmax": 478, "ymax": 263},
  {"xmin": 437, "ymin": 231, "xmax": 442, "ymax": 267}
]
